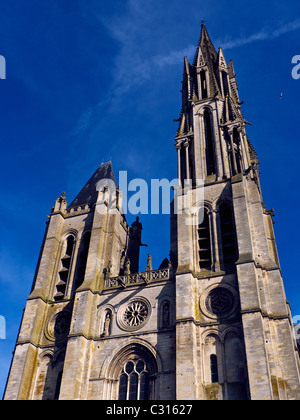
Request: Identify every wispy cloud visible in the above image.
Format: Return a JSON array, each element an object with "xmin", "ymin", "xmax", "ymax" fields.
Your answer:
[
  {"xmin": 151, "ymin": 45, "xmax": 195, "ymax": 68},
  {"xmin": 106, "ymin": 16, "xmax": 300, "ymax": 96},
  {"xmin": 71, "ymin": 10, "xmax": 300, "ymax": 139},
  {"xmin": 215, "ymin": 18, "xmax": 300, "ymax": 50}
]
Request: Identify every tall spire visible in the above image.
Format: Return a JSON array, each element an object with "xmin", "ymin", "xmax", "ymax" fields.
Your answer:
[
  {"xmin": 175, "ymin": 23, "xmax": 256, "ymax": 184},
  {"xmin": 193, "ymin": 23, "xmax": 217, "ymax": 67}
]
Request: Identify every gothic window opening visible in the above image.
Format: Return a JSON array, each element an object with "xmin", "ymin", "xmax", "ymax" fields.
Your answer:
[
  {"xmin": 203, "ymin": 109, "xmax": 216, "ymax": 176},
  {"xmin": 233, "ymin": 128, "xmax": 242, "ymax": 174},
  {"xmin": 188, "ymin": 138, "xmax": 195, "ymax": 186},
  {"xmin": 34, "ymin": 353, "xmax": 65, "ymax": 400},
  {"xmin": 54, "ymin": 235, "xmax": 75, "ymax": 301},
  {"xmin": 203, "ymin": 334, "xmax": 222, "ymax": 386},
  {"xmin": 66, "ymin": 236, "xmax": 74, "ymax": 256},
  {"xmin": 229, "ymin": 142, "xmax": 236, "ymax": 176},
  {"xmin": 198, "ymin": 209, "xmax": 212, "ymax": 270},
  {"xmin": 74, "ymin": 231, "xmax": 91, "ymax": 291},
  {"xmin": 222, "ymin": 71, "xmax": 230, "ymax": 97},
  {"xmin": 200, "ymin": 70, "xmax": 208, "ymax": 99},
  {"xmin": 219, "ymin": 203, "xmax": 238, "ymax": 264},
  {"xmin": 180, "ymin": 143, "xmax": 186, "ymax": 186},
  {"xmin": 118, "ymin": 359, "xmax": 149, "ymax": 400},
  {"xmin": 210, "ymin": 354, "xmax": 219, "ymax": 383}
]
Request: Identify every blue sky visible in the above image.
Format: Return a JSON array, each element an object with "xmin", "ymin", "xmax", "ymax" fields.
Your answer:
[{"xmin": 1, "ymin": 0, "xmax": 300, "ymax": 397}]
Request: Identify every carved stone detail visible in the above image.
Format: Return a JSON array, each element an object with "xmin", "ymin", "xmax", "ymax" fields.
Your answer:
[{"xmin": 117, "ymin": 298, "xmax": 151, "ymax": 332}]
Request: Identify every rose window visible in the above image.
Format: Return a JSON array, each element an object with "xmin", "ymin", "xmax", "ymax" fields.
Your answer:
[
  {"xmin": 123, "ymin": 301, "xmax": 148, "ymax": 327},
  {"xmin": 117, "ymin": 298, "xmax": 151, "ymax": 331},
  {"xmin": 205, "ymin": 287, "xmax": 234, "ymax": 315}
]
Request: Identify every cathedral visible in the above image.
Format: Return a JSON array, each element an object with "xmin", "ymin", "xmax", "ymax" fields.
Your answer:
[{"xmin": 4, "ymin": 24, "xmax": 300, "ymax": 400}]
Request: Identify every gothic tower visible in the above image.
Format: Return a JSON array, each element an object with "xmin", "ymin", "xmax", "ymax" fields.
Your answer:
[
  {"xmin": 4, "ymin": 25, "xmax": 300, "ymax": 401},
  {"xmin": 4, "ymin": 162, "xmax": 176, "ymax": 400},
  {"xmin": 171, "ymin": 24, "xmax": 300, "ymax": 400}
]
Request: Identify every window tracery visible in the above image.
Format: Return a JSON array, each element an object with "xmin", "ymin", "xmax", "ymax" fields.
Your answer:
[{"xmin": 118, "ymin": 359, "xmax": 149, "ymax": 400}]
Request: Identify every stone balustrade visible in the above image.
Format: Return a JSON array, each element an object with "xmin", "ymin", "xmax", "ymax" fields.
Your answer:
[{"xmin": 104, "ymin": 268, "xmax": 170, "ymax": 289}]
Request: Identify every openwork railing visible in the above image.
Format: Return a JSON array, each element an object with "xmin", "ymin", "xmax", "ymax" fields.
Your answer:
[{"xmin": 104, "ymin": 268, "xmax": 170, "ymax": 289}]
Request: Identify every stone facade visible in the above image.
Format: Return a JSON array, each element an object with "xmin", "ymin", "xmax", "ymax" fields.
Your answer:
[{"xmin": 4, "ymin": 25, "xmax": 300, "ymax": 400}]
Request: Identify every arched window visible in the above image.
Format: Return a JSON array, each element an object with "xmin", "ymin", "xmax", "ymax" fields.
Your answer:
[
  {"xmin": 74, "ymin": 231, "xmax": 91, "ymax": 291},
  {"xmin": 66, "ymin": 236, "xmax": 74, "ymax": 257},
  {"xmin": 228, "ymin": 128, "xmax": 242, "ymax": 176},
  {"xmin": 233, "ymin": 128, "xmax": 242, "ymax": 174},
  {"xmin": 222, "ymin": 71, "xmax": 230, "ymax": 97},
  {"xmin": 179, "ymin": 143, "xmax": 186, "ymax": 186},
  {"xmin": 203, "ymin": 334, "xmax": 222, "ymax": 385},
  {"xmin": 200, "ymin": 70, "xmax": 208, "ymax": 99},
  {"xmin": 178, "ymin": 140, "xmax": 194, "ymax": 187},
  {"xmin": 198, "ymin": 209, "xmax": 212, "ymax": 270},
  {"xmin": 219, "ymin": 203, "xmax": 238, "ymax": 264},
  {"xmin": 118, "ymin": 359, "xmax": 149, "ymax": 400},
  {"xmin": 210, "ymin": 354, "xmax": 219, "ymax": 383},
  {"xmin": 54, "ymin": 235, "xmax": 75, "ymax": 301},
  {"xmin": 34, "ymin": 352, "xmax": 65, "ymax": 400},
  {"xmin": 103, "ymin": 343, "xmax": 158, "ymax": 400},
  {"xmin": 203, "ymin": 109, "xmax": 216, "ymax": 176}
]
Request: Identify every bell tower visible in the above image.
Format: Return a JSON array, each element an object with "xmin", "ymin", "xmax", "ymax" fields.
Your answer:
[
  {"xmin": 4, "ymin": 24, "xmax": 300, "ymax": 401},
  {"xmin": 172, "ymin": 24, "xmax": 300, "ymax": 400}
]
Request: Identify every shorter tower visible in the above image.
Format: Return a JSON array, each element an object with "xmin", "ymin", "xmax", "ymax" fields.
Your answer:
[{"xmin": 4, "ymin": 162, "xmax": 175, "ymax": 400}]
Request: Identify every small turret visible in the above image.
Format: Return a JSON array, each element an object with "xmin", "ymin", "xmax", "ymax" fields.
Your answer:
[{"xmin": 53, "ymin": 192, "xmax": 68, "ymax": 212}]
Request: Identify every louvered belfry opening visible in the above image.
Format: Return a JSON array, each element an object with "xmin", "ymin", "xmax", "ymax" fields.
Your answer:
[
  {"xmin": 219, "ymin": 203, "xmax": 238, "ymax": 265},
  {"xmin": 198, "ymin": 209, "xmax": 212, "ymax": 270},
  {"xmin": 54, "ymin": 235, "xmax": 75, "ymax": 301},
  {"xmin": 74, "ymin": 231, "xmax": 91, "ymax": 291}
]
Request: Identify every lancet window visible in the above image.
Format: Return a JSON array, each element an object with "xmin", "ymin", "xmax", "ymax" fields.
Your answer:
[
  {"xmin": 203, "ymin": 109, "xmax": 216, "ymax": 176},
  {"xmin": 219, "ymin": 203, "xmax": 238, "ymax": 264},
  {"xmin": 200, "ymin": 70, "xmax": 208, "ymax": 99},
  {"xmin": 54, "ymin": 235, "xmax": 75, "ymax": 301},
  {"xmin": 198, "ymin": 209, "xmax": 212, "ymax": 270},
  {"xmin": 118, "ymin": 359, "xmax": 149, "ymax": 400},
  {"xmin": 74, "ymin": 231, "xmax": 91, "ymax": 291}
]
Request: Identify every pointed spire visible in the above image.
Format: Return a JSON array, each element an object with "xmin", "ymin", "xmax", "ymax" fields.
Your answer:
[
  {"xmin": 192, "ymin": 24, "xmax": 221, "ymax": 98},
  {"xmin": 182, "ymin": 56, "xmax": 192, "ymax": 104},
  {"xmin": 217, "ymin": 47, "xmax": 227, "ymax": 69},
  {"xmin": 227, "ymin": 59, "xmax": 235, "ymax": 78},
  {"xmin": 184, "ymin": 56, "xmax": 190, "ymax": 75},
  {"xmin": 221, "ymin": 95, "xmax": 241, "ymax": 123},
  {"xmin": 193, "ymin": 24, "xmax": 217, "ymax": 67},
  {"xmin": 195, "ymin": 45, "xmax": 206, "ymax": 68},
  {"xmin": 200, "ymin": 24, "xmax": 217, "ymax": 57},
  {"xmin": 227, "ymin": 59, "xmax": 240, "ymax": 103}
]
